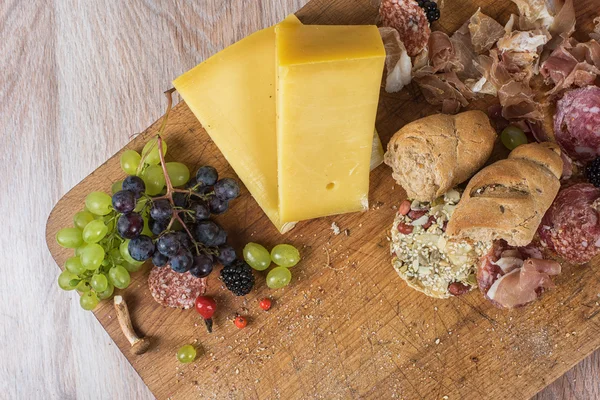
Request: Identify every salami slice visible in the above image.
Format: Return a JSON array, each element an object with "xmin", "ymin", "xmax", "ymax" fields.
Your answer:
[
  {"xmin": 554, "ymin": 86, "xmax": 600, "ymax": 163},
  {"xmin": 538, "ymin": 183, "xmax": 600, "ymax": 264},
  {"xmin": 379, "ymin": 0, "xmax": 431, "ymax": 57},
  {"xmin": 148, "ymin": 267, "xmax": 206, "ymax": 309}
]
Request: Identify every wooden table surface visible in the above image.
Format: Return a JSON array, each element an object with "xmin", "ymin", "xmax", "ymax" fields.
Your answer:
[{"xmin": 1, "ymin": 0, "xmax": 598, "ymax": 399}]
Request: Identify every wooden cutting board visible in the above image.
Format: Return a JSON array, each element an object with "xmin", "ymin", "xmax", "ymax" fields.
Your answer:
[{"xmin": 46, "ymin": 0, "xmax": 600, "ymax": 398}]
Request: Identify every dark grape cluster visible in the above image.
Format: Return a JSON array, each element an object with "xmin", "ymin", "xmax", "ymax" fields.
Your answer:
[
  {"xmin": 415, "ymin": 0, "xmax": 440, "ymax": 23},
  {"xmin": 113, "ymin": 163, "xmax": 244, "ymax": 282}
]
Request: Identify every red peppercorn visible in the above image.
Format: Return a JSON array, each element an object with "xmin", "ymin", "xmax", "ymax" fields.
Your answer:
[
  {"xmin": 397, "ymin": 222, "xmax": 414, "ymax": 234},
  {"xmin": 234, "ymin": 316, "xmax": 247, "ymax": 329},
  {"xmin": 259, "ymin": 298, "xmax": 272, "ymax": 311}
]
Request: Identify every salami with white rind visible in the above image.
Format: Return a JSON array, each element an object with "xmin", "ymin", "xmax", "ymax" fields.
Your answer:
[
  {"xmin": 554, "ymin": 86, "xmax": 600, "ymax": 163},
  {"xmin": 538, "ymin": 183, "xmax": 600, "ymax": 264},
  {"xmin": 148, "ymin": 266, "xmax": 206, "ymax": 309},
  {"xmin": 379, "ymin": 0, "xmax": 431, "ymax": 57}
]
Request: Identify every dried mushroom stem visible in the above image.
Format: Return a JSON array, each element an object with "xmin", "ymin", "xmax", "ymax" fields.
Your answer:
[{"xmin": 114, "ymin": 295, "xmax": 151, "ymax": 355}]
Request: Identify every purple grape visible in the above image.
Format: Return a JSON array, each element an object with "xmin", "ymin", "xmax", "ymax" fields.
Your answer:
[
  {"xmin": 190, "ymin": 201, "xmax": 210, "ymax": 221},
  {"xmin": 196, "ymin": 166, "xmax": 218, "ymax": 186},
  {"xmin": 170, "ymin": 248, "xmax": 193, "ymax": 273},
  {"xmin": 214, "ymin": 178, "xmax": 240, "ymax": 200},
  {"xmin": 189, "ymin": 254, "xmax": 214, "ymax": 278},
  {"xmin": 128, "ymin": 235, "xmax": 155, "ymax": 261},
  {"xmin": 150, "ymin": 199, "xmax": 173, "ymax": 222},
  {"xmin": 194, "ymin": 220, "xmax": 221, "ymax": 246},
  {"xmin": 152, "ymin": 250, "xmax": 169, "ymax": 267},
  {"xmin": 150, "ymin": 218, "xmax": 169, "ymax": 235},
  {"xmin": 117, "ymin": 212, "xmax": 144, "ymax": 239},
  {"xmin": 112, "ymin": 190, "xmax": 136, "ymax": 213},
  {"xmin": 217, "ymin": 245, "xmax": 237, "ymax": 266},
  {"xmin": 208, "ymin": 195, "xmax": 229, "ymax": 215},
  {"xmin": 175, "ymin": 231, "xmax": 192, "ymax": 249},
  {"xmin": 173, "ymin": 192, "xmax": 188, "ymax": 208},
  {"xmin": 156, "ymin": 232, "xmax": 180, "ymax": 257},
  {"xmin": 122, "ymin": 175, "xmax": 145, "ymax": 199}
]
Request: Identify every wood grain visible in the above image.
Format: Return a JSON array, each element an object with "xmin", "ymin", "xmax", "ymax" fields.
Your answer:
[{"xmin": 2, "ymin": 0, "xmax": 598, "ymax": 399}]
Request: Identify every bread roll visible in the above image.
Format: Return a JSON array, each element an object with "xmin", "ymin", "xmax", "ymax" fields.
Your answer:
[
  {"xmin": 446, "ymin": 142, "xmax": 563, "ymax": 247},
  {"xmin": 384, "ymin": 110, "xmax": 496, "ymax": 202}
]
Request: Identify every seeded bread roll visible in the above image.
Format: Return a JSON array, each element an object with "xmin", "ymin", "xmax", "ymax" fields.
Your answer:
[
  {"xmin": 384, "ymin": 110, "xmax": 497, "ymax": 202},
  {"xmin": 446, "ymin": 142, "xmax": 563, "ymax": 247}
]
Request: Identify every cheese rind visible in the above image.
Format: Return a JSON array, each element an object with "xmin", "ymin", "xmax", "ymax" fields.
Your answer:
[
  {"xmin": 276, "ymin": 24, "xmax": 385, "ymax": 223},
  {"xmin": 173, "ymin": 15, "xmax": 301, "ymax": 233}
]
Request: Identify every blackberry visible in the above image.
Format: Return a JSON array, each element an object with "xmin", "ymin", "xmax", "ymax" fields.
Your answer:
[
  {"xmin": 417, "ymin": 0, "xmax": 440, "ymax": 23},
  {"xmin": 221, "ymin": 261, "xmax": 255, "ymax": 296},
  {"xmin": 585, "ymin": 157, "xmax": 600, "ymax": 187}
]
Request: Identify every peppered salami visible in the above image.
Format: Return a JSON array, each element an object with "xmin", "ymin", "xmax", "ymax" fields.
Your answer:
[
  {"xmin": 379, "ymin": 0, "xmax": 431, "ymax": 57},
  {"xmin": 148, "ymin": 267, "xmax": 206, "ymax": 309},
  {"xmin": 538, "ymin": 183, "xmax": 600, "ymax": 264},
  {"xmin": 554, "ymin": 86, "xmax": 600, "ymax": 163}
]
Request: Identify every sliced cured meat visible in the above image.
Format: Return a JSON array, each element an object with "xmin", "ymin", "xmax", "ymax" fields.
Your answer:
[
  {"xmin": 379, "ymin": 27, "xmax": 413, "ymax": 93},
  {"xmin": 468, "ymin": 8, "xmax": 505, "ymax": 54},
  {"xmin": 554, "ymin": 86, "xmax": 600, "ymax": 163},
  {"xmin": 478, "ymin": 240, "xmax": 561, "ymax": 309},
  {"xmin": 591, "ymin": 17, "xmax": 600, "ymax": 42},
  {"xmin": 538, "ymin": 183, "xmax": 600, "ymax": 263},
  {"xmin": 148, "ymin": 266, "xmax": 206, "ymax": 309},
  {"xmin": 379, "ymin": 0, "xmax": 430, "ymax": 57}
]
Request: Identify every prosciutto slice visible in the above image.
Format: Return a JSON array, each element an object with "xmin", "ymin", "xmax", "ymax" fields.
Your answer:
[
  {"xmin": 379, "ymin": 28, "xmax": 413, "ymax": 93},
  {"xmin": 469, "ymin": 8, "xmax": 505, "ymax": 53},
  {"xmin": 591, "ymin": 17, "xmax": 600, "ymax": 42}
]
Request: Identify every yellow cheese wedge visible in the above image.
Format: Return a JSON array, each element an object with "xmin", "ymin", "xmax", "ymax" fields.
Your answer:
[
  {"xmin": 275, "ymin": 24, "xmax": 385, "ymax": 223},
  {"xmin": 173, "ymin": 15, "xmax": 301, "ymax": 234}
]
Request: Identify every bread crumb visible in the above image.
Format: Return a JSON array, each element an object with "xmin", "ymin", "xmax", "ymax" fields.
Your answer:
[{"xmin": 331, "ymin": 222, "xmax": 341, "ymax": 235}]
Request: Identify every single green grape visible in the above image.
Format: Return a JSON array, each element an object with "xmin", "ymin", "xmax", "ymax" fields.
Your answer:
[
  {"xmin": 56, "ymin": 227, "xmax": 84, "ymax": 248},
  {"xmin": 108, "ymin": 247, "xmax": 124, "ymax": 265},
  {"xmin": 270, "ymin": 244, "xmax": 300, "ymax": 268},
  {"xmin": 65, "ymin": 256, "xmax": 86, "ymax": 275},
  {"xmin": 82, "ymin": 219, "xmax": 108, "ymax": 244},
  {"xmin": 90, "ymin": 273, "xmax": 109, "ymax": 292},
  {"xmin": 134, "ymin": 197, "xmax": 149, "ymax": 213},
  {"xmin": 141, "ymin": 213, "xmax": 153, "ymax": 237},
  {"xmin": 80, "ymin": 291, "xmax": 100, "ymax": 311},
  {"xmin": 142, "ymin": 138, "xmax": 167, "ymax": 165},
  {"xmin": 111, "ymin": 180, "xmax": 123, "ymax": 194},
  {"xmin": 97, "ymin": 282, "xmax": 115, "ymax": 300},
  {"xmin": 120, "ymin": 149, "xmax": 141, "ymax": 175},
  {"xmin": 123, "ymin": 262, "xmax": 144, "ymax": 273},
  {"xmin": 266, "ymin": 267, "xmax": 292, "ymax": 289},
  {"xmin": 501, "ymin": 126, "xmax": 528, "ymax": 150},
  {"xmin": 142, "ymin": 165, "xmax": 165, "ymax": 195},
  {"xmin": 120, "ymin": 240, "xmax": 144, "ymax": 267},
  {"xmin": 77, "ymin": 280, "xmax": 92, "ymax": 292},
  {"xmin": 243, "ymin": 243, "xmax": 271, "ymax": 271},
  {"xmin": 79, "ymin": 243, "xmax": 105, "ymax": 270},
  {"xmin": 73, "ymin": 211, "xmax": 95, "ymax": 230},
  {"xmin": 176, "ymin": 345, "xmax": 197, "ymax": 363},
  {"xmin": 166, "ymin": 162, "xmax": 190, "ymax": 187},
  {"xmin": 58, "ymin": 270, "xmax": 79, "ymax": 291},
  {"xmin": 75, "ymin": 246, "xmax": 85, "ymax": 257},
  {"xmin": 109, "ymin": 265, "xmax": 131, "ymax": 289},
  {"xmin": 85, "ymin": 191, "xmax": 113, "ymax": 216}
]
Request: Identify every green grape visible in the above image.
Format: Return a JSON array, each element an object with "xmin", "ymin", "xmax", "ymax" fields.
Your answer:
[
  {"xmin": 141, "ymin": 138, "xmax": 167, "ymax": 165},
  {"xmin": 166, "ymin": 162, "xmax": 190, "ymax": 187},
  {"xmin": 58, "ymin": 270, "xmax": 79, "ymax": 291},
  {"xmin": 75, "ymin": 246, "xmax": 85, "ymax": 257},
  {"xmin": 171, "ymin": 218, "xmax": 183, "ymax": 231},
  {"xmin": 176, "ymin": 345, "xmax": 197, "ymax": 363},
  {"xmin": 266, "ymin": 267, "xmax": 292, "ymax": 289},
  {"xmin": 134, "ymin": 197, "xmax": 149, "ymax": 213},
  {"xmin": 104, "ymin": 214, "xmax": 116, "ymax": 231},
  {"xmin": 97, "ymin": 282, "xmax": 114, "ymax": 300},
  {"xmin": 243, "ymin": 242, "xmax": 271, "ymax": 271},
  {"xmin": 90, "ymin": 273, "xmax": 109, "ymax": 292},
  {"xmin": 142, "ymin": 165, "xmax": 165, "ymax": 195},
  {"xmin": 85, "ymin": 191, "xmax": 113, "ymax": 216},
  {"xmin": 109, "ymin": 265, "xmax": 131, "ymax": 289},
  {"xmin": 65, "ymin": 256, "xmax": 86, "ymax": 275},
  {"xmin": 73, "ymin": 211, "xmax": 95, "ymax": 230},
  {"xmin": 77, "ymin": 280, "xmax": 92, "ymax": 292},
  {"xmin": 141, "ymin": 213, "xmax": 153, "ymax": 237},
  {"xmin": 108, "ymin": 248, "xmax": 124, "ymax": 265},
  {"xmin": 120, "ymin": 149, "xmax": 141, "ymax": 175},
  {"xmin": 120, "ymin": 240, "xmax": 144, "ymax": 267},
  {"xmin": 270, "ymin": 244, "xmax": 300, "ymax": 268},
  {"xmin": 56, "ymin": 227, "xmax": 83, "ymax": 248},
  {"xmin": 501, "ymin": 126, "xmax": 528, "ymax": 150},
  {"xmin": 111, "ymin": 180, "xmax": 123, "ymax": 194},
  {"xmin": 80, "ymin": 291, "xmax": 100, "ymax": 311},
  {"xmin": 123, "ymin": 262, "xmax": 144, "ymax": 273},
  {"xmin": 82, "ymin": 220, "xmax": 108, "ymax": 244},
  {"xmin": 79, "ymin": 244, "xmax": 105, "ymax": 270}
]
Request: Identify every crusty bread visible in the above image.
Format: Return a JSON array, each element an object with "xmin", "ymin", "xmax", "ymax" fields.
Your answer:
[
  {"xmin": 384, "ymin": 110, "xmax": 496, "ymax": 202},
  {"xmin": 446, "ymin": 142, "xmax": 563, "ymax": 247}
]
